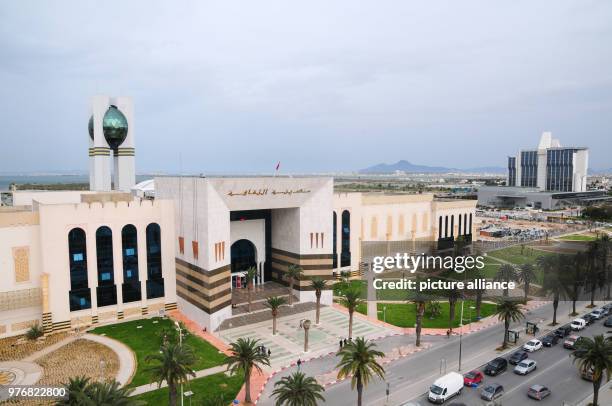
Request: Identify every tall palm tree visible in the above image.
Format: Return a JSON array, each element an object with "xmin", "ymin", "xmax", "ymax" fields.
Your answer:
[
  {"xmin": 540, "ymin": 254, "xmax": 565, "ymax": 325},
  {"xmin": 286, "ymin": 264, "xmax": 304, "ymax": 306},
  {"xmin": 495, "ymin": 264, "xmax": 517, "ymax": 297},
  {"xmin": 586, "ymin": 240, "xmax": 606, "ymax": 307},
  {"xmin": 572, "ymin": 335, "xmax": 612, "ymax": 406},
  {"xmin": 59, "ymin": 376, "xmax": 144, "ymax": 406},
  {"xmin": 341, "ymin": 286, "xmax": 363, "ymax": 339},
  {"xmin": 597, "ymin": 235, "xmax": 611, "ymax": 299},
  {"xmin": 517, "ymin": 263, "xmax": 536, "ymax": 302},
  {"xmin": 145, "ymin": 342, "xmax": 197, "ymax": 406},
  {"xmin": 562, "ymin": 252, "xmax": 587, "ymax": 316},
  {"xmin": 225, "ymin": 337, "xmax": 271, "ymax": 404},
  {"xmin": 494, "ymin": 299, "xmax": 524, "ymax": 349},
  {"xmin": 272, "ymin": 371, "xmax": 326, "ymax": 406},
  {"xmin": 266, "ymin": 296, "xmax": 287, "ymax": 335},
  {"xmin": 310, "ymin": 277, "xmax": 327, "ymax": 325},
  {"xmin": 410, "ymin": 278, "xmax": 431, "ymax": 347},
  {"xmin": 470, "ymin": 268, "xmax": 486, "ymax": 320},
  {"xmin": 336, "ymin": 337, "xmax": 385, "ymax": 406},
  {"xmin": 445, "ymin": 287, "xmax": 461, "ymax": 333},
  {"xmin": 246, "ymin": 266, "xmax": 258, "ymax": 313}
]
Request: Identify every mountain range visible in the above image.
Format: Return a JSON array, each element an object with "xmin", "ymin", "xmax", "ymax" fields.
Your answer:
[{"xmin": 360, "ymin": 160, "xmax": 506, "ymax": 174}]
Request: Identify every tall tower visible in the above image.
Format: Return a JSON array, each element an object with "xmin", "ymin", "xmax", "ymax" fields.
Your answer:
[{"xmin": 88, "ymin": 96, "xmax": 135, "ymax": 192}]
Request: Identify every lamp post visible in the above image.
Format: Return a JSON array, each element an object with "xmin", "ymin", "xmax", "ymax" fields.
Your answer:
[
  {"xmin": 383, "ymin": 305, "xmax": 387, "ymax": 323},
  {"xmin": 175, "ymin": 321, "xmax": 184, "ymax": 406},
  {"xmin": 302, "ymin": 319, "xmax": 311, "ymax": 352}
]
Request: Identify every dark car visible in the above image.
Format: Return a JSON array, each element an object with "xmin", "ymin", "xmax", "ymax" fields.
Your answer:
[
  {"xmin": 527, "ymin": 385, "xmax": 551, "ymax": 401},
  {"xmin": 604, "ymin": 316, "xmax": 612, "ymax": 328},
  {"xmin": 582, "ymin": 314, "xmax": 596, "ymax": 326},
  {"xmin": 484, "ymin": 358, "xmax": 508, "ymax": 376},
  {"xmin": 554, "ymin": 325, "xmax": 571, "ymax": 338},
  {"xmin": 542, "ymin": 334, "xmax": 559, "ymax": 347},
  {"xmin": 481, "ymin": 383, "xmax": 504, "ymax": 401},
  {"xmin": 508, "ymin": 351, "xmax": 528, "ymax": 365}
]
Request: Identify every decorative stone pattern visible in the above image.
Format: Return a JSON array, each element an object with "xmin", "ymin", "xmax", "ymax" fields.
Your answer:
[
  {"xmin": 0, "ymin": 288, "xmax": 41, "ymax": 312},
  {"xmin": 12, "ymin": 247, "xmax": 30, "ymax": 283},
  {"xmin": 98, "ymin": 311, "xmax": 116, "ymax": 322},
  {"xmin": 0, "ymin": 332, "xmax": 69, "ymax": 361},
  {"xmin": 11, "ymin": 320, "xmax": 38, "ymax": 333},
  {"xmin": 123, "ymin": 307, "xmax": 141, "ymax": 318}
]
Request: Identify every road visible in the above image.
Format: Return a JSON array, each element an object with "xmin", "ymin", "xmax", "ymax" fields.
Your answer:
[{"xmin": 283, "ymin": 300, "xmax": 607, "ymax": 406}]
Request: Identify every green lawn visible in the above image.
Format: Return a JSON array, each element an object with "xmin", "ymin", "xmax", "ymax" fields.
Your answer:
[
  {"xmin": 132, "ymin": 372, "xmax": 242, "ymax": 405},
  {"xmin": 486, "ymin": 245, "xmax": 547, "ymax": 266},
  {"xmin": 90, "ymin": 317, "xmax": 227, "ymax": 387},
  {"xmin": 558, "ymin": 234, "xmax": 597, "ymax": 241},
  {"xmin": 352, "ymin": 300, "xmax": 497, "ymax": 329}
]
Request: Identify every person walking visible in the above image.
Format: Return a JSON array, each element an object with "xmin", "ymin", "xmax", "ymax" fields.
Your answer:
[{"xmin": 297, "ymin": 358, "xmax": 302, "ymax": 372}]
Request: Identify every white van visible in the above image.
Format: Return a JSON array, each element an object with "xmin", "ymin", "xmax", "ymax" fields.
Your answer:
[
  {"xmin": 428, "ymin": 372, "xmax": 464, "ymax": 404},
  {"xmin": 571, "ymin": 318, "xmax": 586, "ymax": 331}
]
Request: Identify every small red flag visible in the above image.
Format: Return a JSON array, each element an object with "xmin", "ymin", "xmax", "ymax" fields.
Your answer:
[{"xmin": 275, "ymin": 161, "xmax": 280, "ymax": 171}]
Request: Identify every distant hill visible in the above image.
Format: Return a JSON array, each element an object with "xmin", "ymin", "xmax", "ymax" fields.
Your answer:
[{"xmin": 360, "ymin": 160, "xmax": 506, "ymax": 174}]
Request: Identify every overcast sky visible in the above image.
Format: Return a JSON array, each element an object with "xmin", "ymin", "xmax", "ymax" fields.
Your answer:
[{"xmin": 1, "ymin": 1, "xmax": 610, "ymax": 174}]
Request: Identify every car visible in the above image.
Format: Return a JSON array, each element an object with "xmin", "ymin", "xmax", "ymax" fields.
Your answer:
[
  {"xmin": 484, "ymin": 358, "xmax": 508, "ymax": 376},
  {"xmin": 480, "ymin": 383, "xmax": 504, "ymax": 401},
  {"xmin": 554, "ymin": 325, "xmax": 572, "ymax": 338},
  {"xmin": 603, "ymin": 303, "xmax": 612, "ymax": 313},
  {"xmin": 527, "ymin": 385, "xmax": 551, "ymax": 400},
  {"xmin": 582, "ymin": 314, "xmax": 596, "ymax": 325},
  {"xmin": 591, "ymin": 308, "xmax": 606, "ymax": 320},
  {"xmin": 604, "ymin": 316, "xmax": 612, "ymax": 327},
  {"xmin": 463, "ymin": 370, "xmax": 483, "ymax": 387},
  {"xmin": 508, "ymin": 351, "xmax": 529, "ymax": 365},
  {"xmin": 571, "ymin": 318, "xmax": 587, "ymax": 331},
  {"xmin": 542, "ymin": 334, "xmax": 559, "ymax": 347},
  {"xmin": 564, "ymin": 335, "xmax": 582, "ymax": 349},
  {"xmin": 514, "ymin": 359, "xmax": 537, "ymax": 375},
  {"xmin": 523, "ymin": 339, "xmax": 543, "ymax": 352}
]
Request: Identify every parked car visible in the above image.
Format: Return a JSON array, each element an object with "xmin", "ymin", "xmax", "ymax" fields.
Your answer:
[
  {"xmin": 463, "ymin": 370, "xmax": 483, "ymax": 387},
  {"xmin": 484, "ymin": 358, "xmax": 508, "ymax": 376},
  {"xmin": 480, "ymin": 383, "xmax": 504, "ymax": 401},
  {"xmin": 523, "ymin": 339, "xmax": 543, "ymax": 352},
  {"xmin": 542, "ymin": 334, "xmax": 559, "ymax": 347},
  {"xmin": 564, "ymin": 335, "xmax": 582, "ymax": 350},
  {"xmin": 571, "ymin": 318, "xmax": 587, "ymax": 331},
  {"xmin": 428, "ymin": 372, "xmax": 464, "ymax": 404},
  {"xmin": 508, "ymin": 351, "xmax": 529, "ymax": 365},
  {"xmin": 514, "ymin": 359, "xmax": 537, "ymax": 375},
  {"xmin": 604, "ymin": 316, "xmax": 612, "ymax": 328},
  {"xmin": 582, "ymin": 314, "xmax": 596, "ymax": 325},
  {"xmin": 590, "ymin": 308, "xmax": 606, "ymax": 320},
  {"xmin": 554, "ymin": 325, "xmax": 572, "ymax": 338},
  {"xmin": 527, "ymin": 385, "xmax": 551, "ymax": 401}
]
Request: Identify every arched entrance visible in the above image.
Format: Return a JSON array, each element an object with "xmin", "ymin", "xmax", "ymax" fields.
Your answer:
[{"xmin": 231, "ymin": 239, "xmax": 257, "ymax": 273}]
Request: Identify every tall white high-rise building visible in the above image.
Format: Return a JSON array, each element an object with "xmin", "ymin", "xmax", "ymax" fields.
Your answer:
[
  {"xmin": 507, "ymin": 132, "xmax": 588, "ymax": 192},
  {"xmin": 88, "ymin": 96, "xmax": 135, "ymax": 192}
]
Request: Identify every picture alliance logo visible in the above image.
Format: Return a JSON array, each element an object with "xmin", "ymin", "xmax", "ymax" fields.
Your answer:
[{"xmin": 371, "ymin": 253, "xmax": 486, "ymax": 274}]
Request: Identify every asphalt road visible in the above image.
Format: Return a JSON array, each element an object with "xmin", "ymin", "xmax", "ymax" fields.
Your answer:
[{"xmin": 317, "ymin": 301, "xmax": 607, "ymax": 406}]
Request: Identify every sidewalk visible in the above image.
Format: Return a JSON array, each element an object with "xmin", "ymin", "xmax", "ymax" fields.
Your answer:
[
  {"xmin": 130, "ymin": 364, "xmax": 228, "ymax": 395},
  {"xmin": 577, "ymin": 380, "xmax": 612, "ymax": 406}
]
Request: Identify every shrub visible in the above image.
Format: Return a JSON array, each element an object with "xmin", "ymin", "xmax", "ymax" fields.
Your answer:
[{"xmin": 25, "ymin": 323, "xmax": 43, "ymax": 340}]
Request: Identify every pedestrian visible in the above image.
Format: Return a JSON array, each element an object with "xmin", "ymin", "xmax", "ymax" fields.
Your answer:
[
  {"xmin": 339, "ymin": 339, "xmax": 343, "ymax": 349},
  {"xmin": 297, "ymin": 358, "xmax": 302, "ymax": 371},
  {"xmin": 268, "ymin": 348, "xmax": 271, "ymax": 357},
  {"xmin": 344, "ymin": 338, "xmax": 348, "ymax": 346},
  {"xmin": 446, "ymin": 329, "xmax": 451, "ymax": 339}
]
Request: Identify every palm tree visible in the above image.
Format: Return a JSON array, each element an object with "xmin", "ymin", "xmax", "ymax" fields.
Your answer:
[
  {"xmin": 597, "ymin": 235, "xmax": 611, "ymax": 299},
  {"xmin": 586, "ymin": 240, "xmax": 606, "ymax": 307},
  {"xmin": 540, "ymin": 254, "xmax": 565, "ymax": 326},
  {"xmin": 336, "ymin": 337, "xmax": 385, "ymax": 406},
  {"xmin": 341, "ymin": 286, "xmax": 363, "ymax": 339},
  {"xmin": 272, "ymin": 371, "xmax": 326, "ymax": 406},
  {"xmin": 246, "ymin": 266, "xmax": 258, "ymax": 313},
  {"xmin": 562, "ymin": 252, "xmax": 587, "ymax": 316},
  {"xmin": 310, "ymin": 277, "xmax": 327, "ymax": 325},
  {"xmin": 266, "ymin": 296, "xmax": 287, "ymax": 335},
  {"xmin": 59, "ymin": 376, "xmax": 143, "ymax": 406},
  {"xmin": 286, "ymin": 264, "xmax": 304, "ymax": 306},
  {"xmin": 470, "ymin": 268, "xmax": 486, "ymax": 320},
  {"xmin": 572, "ymin": 335, "xmax": 612, "ymax": 406},
  {"xmin": 146, "ymin": 342, "xmax": 197, "ymax": 406},
  {"xmin": 225, "ymin": 337, "xmax": 271, "ymax": 404},
  {"xmin": 494, "ymin": 264, "xmax": 517, "ymax": 297},
  {"xmin": 411, "ymin": 280, "xmax": 431, "ymax": 347},
  {"xmin": 517, "ymin": 263, "xmax": 536, "ymax": 302},
  {"xmin": 445, "ymin": 287, "xmax": 461, "ymax": 333},
  {"xmin": 494, "ymin": 299, "xmax": 524, "ymax": 349}
]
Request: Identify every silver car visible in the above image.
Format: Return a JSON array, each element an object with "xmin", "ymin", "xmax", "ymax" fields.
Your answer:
[{"xmin": 514, "ymin": 359, "xmax": 537, "ymax": 375}]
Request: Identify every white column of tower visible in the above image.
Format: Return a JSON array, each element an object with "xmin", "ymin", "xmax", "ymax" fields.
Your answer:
[
  {"xmin": 90, "ymin": 96, "xmax": 112, "ymax": 191},
  {"xmin": 112, "ymin": 96, "xmax": 136, "ymax": 191}
]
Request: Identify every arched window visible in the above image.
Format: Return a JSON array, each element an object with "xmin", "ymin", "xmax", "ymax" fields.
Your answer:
[
  {"xmin": 96, "ymin": 226, "xmax": 117, "ymax": 307},
  {"xmin": 146, "ymin": 223, "xmax": 164, "ymax": 299},
  {"xmin": 444, "ymin": 216, "xmax": 449, "ymax": 238},
  {"xmin": 231, "ymin": 239, "xmax": 257, "ymax": 273},
  {"xmin": 121, "ymin": 224, "xmax": 141, "ymax": 303},
  {"xmin": 468, "ymin": 213, "xmax": 473, "ymax": 234},
  {"xmin": 332, "ymin": 212, "xmax": 338, "ymax": 268},
  {"xmin": 463, "ymin": 214, "xmax": 468, "ymax": 235},
  {"xmin": 458, "ymin": 214, "xmax": 462, "ymax": 236},
  {"xmin": 68, "ymin": 228, "xmax": 91, "ymax": 311},
  {"xmin": 438, "ymin": 216, "xmax": 443, "ymax": 239},
  {"xmin": 341, "ymin": 210, "xmax": 351, "ymax": 267},
  {"xmin": 450, "ymin": 215, "xmax": 454, "ymax": 237}
]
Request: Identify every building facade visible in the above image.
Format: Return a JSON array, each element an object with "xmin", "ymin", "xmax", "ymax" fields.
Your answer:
[{"xmin": 0, "ymin": 192, "xmax": 176, "ymax": 338}]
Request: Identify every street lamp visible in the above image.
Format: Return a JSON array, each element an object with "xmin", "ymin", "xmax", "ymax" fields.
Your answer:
[
  {"xmin": 175, "ymin": 321, "xmax": 184, "ymax": 406},
  {"xmin": 383, "ymin": 305, "xmax": 387, "ymax": 323},
  {"xmin": 184, "ymin": 390, "xmax": 194, "ymax": 406}
]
